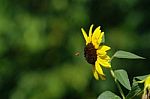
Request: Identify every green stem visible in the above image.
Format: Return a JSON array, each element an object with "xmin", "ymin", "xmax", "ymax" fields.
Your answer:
[
  {"xmin": 110, "ymin": 69, "xmax": 126, "ymax": 99},
  {"xmin": 110, "ymin": 55, "xmax": 114, "ymax": 62}
]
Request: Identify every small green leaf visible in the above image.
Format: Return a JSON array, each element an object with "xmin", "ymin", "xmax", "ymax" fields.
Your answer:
[
  {"xmin": 113, "ymin": 50, "xmax": 145, "ymax": 59},
  {"xmin": 97, "ymin": 91, "xmax": 121, "ymax": 99},
  {"xmin": 114, "ymin": 69, "xmax": 131, "ymax": 90}
]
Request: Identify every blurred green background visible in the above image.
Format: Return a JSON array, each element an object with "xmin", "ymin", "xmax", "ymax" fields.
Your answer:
[{"xmin": 0, "ymin": 0, "xmax": 150, "ymax": 99}]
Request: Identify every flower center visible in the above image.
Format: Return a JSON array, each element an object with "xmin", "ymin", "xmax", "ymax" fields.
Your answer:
[{"xmin": 84, "ymin": 43, "xmax": 97, "ymax": 65}]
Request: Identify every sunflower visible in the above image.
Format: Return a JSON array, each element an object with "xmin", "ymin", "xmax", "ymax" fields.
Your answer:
[{"xmin": 81, "ymin": 24, "xmax": 111, "ymax": 80}]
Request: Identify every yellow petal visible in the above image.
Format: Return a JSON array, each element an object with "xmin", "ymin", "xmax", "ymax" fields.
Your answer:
[
  {"xmin": 143, "ymin": 75, "xmax": 150, "ymax": 97},
  {"xmin": 97, "ymin": 49, "xmax": 106, "ymax": 56},
  {"xmin": 92, "ymin": 66, "xmax": 99, "ymax": 80},
  {"xmin": 104, "ymin": 55, "xmax": 111, "ymax": 60},
  {"xmin": 95, "ymin": 61, "xmax": 106, "ymax": 80},
  {"xmin": 97, "ymin": 57, "xmax": 111, "ymax": 68},
  {"xmin": 98, "ymin": 32, "xmax": 104, "ymax": 45},
  {"xmin": 89, "ymin": 24, "xmax": 94, "ymax": 42},
  {"xmin": 93, "ymin": 26, "xmax": 101, "ymax": 35},
  {"xmin": 92, "ymin": 26, "xmax": 101, "ymax": 49},
  {"xmin": 81, "ymin": 28, "xmax": 89, "ymax": 44},
  {"xmin": 95, "ymin": 61, "xmax": 104, "ymax": 75},
  {"xmin": 145, "ymin": 76, "xmax": 150, "ymax": 88},
  {"xmin": 101, "ymin": 45, "xmax": 111, "ymax": 52},
  {"xmin": 97, "ymin": 46, "xmax": 111, "ymax": 56}
]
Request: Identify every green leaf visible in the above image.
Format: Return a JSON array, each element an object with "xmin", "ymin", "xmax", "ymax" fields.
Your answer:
[
  {"xmin": 97, "ymin": 91, "xmax": 121, "ymax": 99},
  {"xmin": 114, "ymin": 69, "xmax": 131, "ymax": 90},
  {"xmin": 113, "ymin": 50, "xmax": 145, "ymax": 59}
]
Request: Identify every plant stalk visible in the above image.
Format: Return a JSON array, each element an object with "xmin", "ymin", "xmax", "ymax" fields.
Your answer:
[{"xmin": 110, "ymin": 69, "xmax": 126, "ymax": 99}]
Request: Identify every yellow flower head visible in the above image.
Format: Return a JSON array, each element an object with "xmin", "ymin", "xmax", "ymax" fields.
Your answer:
[
  {"xmin": 142, "ymin": 75, "xmax": 150, "ymax": 99},
  {"xmin": 81, "ymin": 24, "xmax": 111, "ymax": 80}
]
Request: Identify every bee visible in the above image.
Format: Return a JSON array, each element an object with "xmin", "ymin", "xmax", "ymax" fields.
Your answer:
[{"xmin": 74, "ymin": 51, "xmax": 80, "ymax": 56}]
